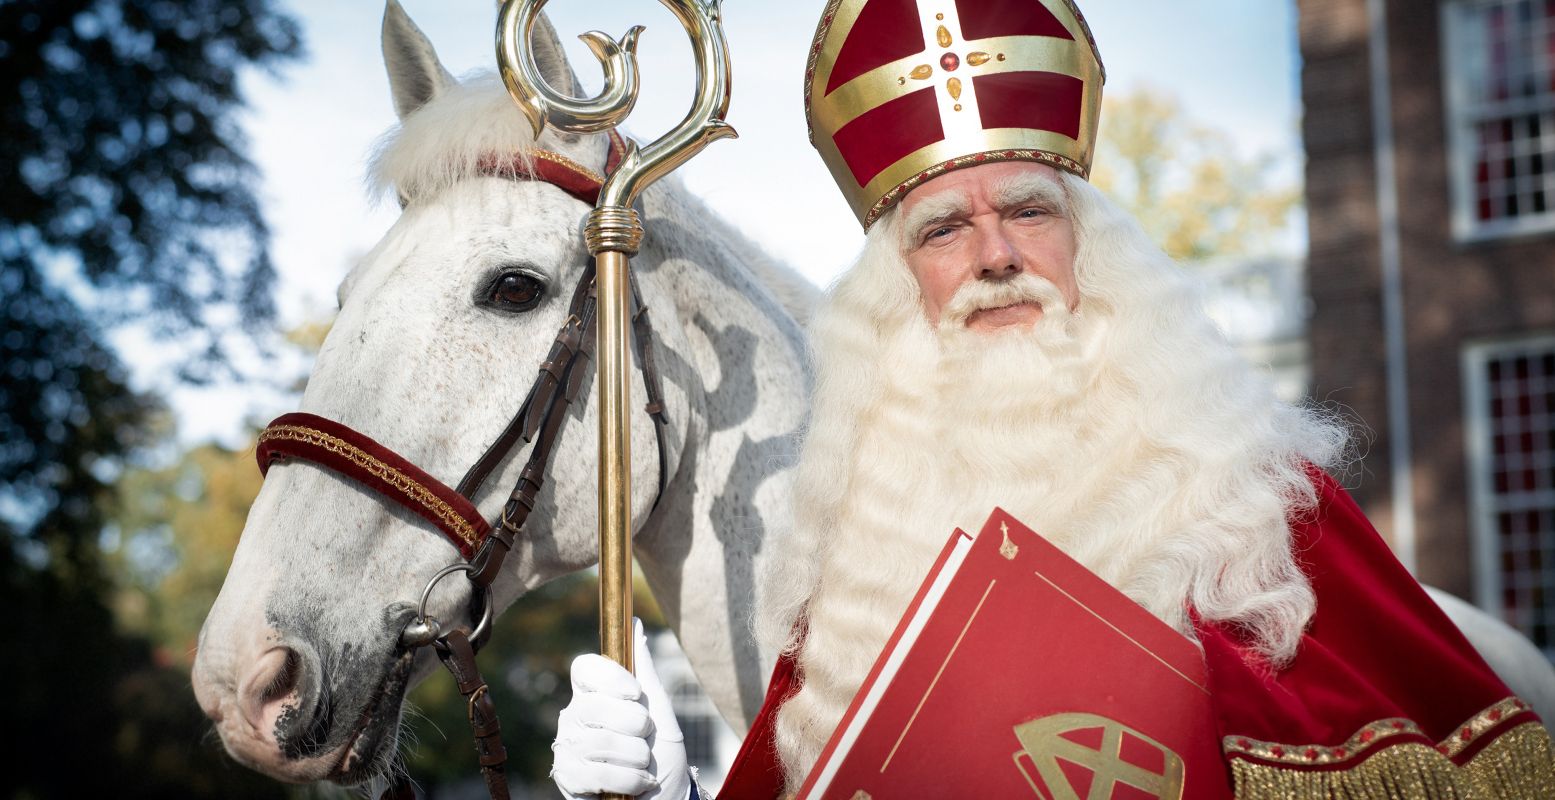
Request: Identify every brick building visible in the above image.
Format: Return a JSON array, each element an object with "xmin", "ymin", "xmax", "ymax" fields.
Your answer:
[{"xmin": 1300, "ymin": 0, "xmax": 1555, "ymax": 657}]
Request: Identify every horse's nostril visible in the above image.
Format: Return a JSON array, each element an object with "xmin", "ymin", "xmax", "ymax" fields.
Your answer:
[
  {"xmin": 261, "ymin": 649, "xmax": 299, "ymax": 703},
  {"xmin": 238, "ymin": 646, "xmax": 305, "ymax": 741}
]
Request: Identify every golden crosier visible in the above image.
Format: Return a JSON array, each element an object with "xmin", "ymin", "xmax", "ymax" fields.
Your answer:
[
  {"xmin": 496, "ymin": 0, "xmax": 642, "ymax": 136},
  {"xmin": 494, "ymin": 0, "xmax": 737, "ymax": 721},
  {"xmin": 496, "ymin": 0, "xmax": 737, "ymax": 215}
]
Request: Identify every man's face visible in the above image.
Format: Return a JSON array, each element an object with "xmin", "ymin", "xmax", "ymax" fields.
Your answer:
[{"xmin": 898, "ymin": 162, "xmax": 1079, "ymax": 332}]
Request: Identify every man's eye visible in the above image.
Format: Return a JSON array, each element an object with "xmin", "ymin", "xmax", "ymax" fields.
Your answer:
[
  {"xmin": 927, "ymin": 225, "xmax": 954, "ymax": 240},
  {"xmin": 484, "ymin": 271, "xmax": 546, "ymax": 312},
  {"xmin": 1016, "ymin": 207, "xmax": 1049, "ymax": 219}
]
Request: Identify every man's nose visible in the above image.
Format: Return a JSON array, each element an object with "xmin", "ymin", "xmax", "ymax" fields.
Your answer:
[{"xmin": 975, "ymin": 227, "xmax": 1021, "ymax": 279}]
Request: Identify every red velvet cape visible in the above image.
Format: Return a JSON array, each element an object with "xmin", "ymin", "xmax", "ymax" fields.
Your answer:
[{"xmin": 719, "ymin": 470, "xmax": 1552, "ymax": 798}]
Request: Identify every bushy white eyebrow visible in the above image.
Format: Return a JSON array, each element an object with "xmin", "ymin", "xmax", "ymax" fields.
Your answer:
[
  {"xmin": 900, "ymin": 189, "xmax": 972, "ymax": 245},
  {"xmin": 992, "ymin": 171, "xmax": 1068, "ymax": 213},
  {"xmin": 900, "ymin": 171, "xmax": 1069, "ymax": 248}
]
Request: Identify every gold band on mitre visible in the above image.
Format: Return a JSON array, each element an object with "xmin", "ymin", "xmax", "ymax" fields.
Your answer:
[{"xmin": 805, "ymin": 0, "xmax": 1105, "ymax": 229}]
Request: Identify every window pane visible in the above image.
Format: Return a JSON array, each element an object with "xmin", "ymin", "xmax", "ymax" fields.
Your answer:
[
  {"xmin": 1448, "ymin": 0, "xmax": 1555, "ymax": 232},
  {"xmin": 1472, "ymin": 338, "xmax": 1555, "ymax": 656}
]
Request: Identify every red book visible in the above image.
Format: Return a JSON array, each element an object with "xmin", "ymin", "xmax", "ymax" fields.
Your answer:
[{"xmin": 794, "ymin": 508, "xmax": 1232, "ymax": 799}]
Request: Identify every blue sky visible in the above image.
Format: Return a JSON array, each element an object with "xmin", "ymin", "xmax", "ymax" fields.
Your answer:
[{"xmin": 164, "ymin": 0, "xmax": 1304, "ymax": 442}]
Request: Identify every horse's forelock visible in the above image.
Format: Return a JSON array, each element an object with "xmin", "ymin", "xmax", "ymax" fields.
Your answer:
[{"xmin": 368, "ymin": 73, "xmax": 577, "ymax": 205}]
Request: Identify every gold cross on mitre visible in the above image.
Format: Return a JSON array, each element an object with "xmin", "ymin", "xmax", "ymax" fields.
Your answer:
[{"xmin": 805, "ymin": 0, "xmax": 1105, "ymax": 228}]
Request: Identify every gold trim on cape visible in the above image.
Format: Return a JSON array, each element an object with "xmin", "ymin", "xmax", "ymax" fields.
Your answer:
[{"xmin": 1222, "ymin": 697, "xmax": 1555, "ymax": 799}]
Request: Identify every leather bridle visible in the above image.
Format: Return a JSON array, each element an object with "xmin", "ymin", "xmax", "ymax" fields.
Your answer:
[{"xmin": 252, "ymin": 130, "xmax": 672, "ymax": 800}]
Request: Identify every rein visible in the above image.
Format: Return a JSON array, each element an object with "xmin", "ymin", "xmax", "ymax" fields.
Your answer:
[{"xmin": 253, "ymin": 130, "xmax": 673, "ymax": 800}]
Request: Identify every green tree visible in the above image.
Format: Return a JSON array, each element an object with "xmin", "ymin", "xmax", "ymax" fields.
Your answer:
[
  {"xmin": 109, "ymin": 436, "xmax": 265, "ymax": 660},
  {"xmin": 1091, "ymin": 88, "xmax": 1300, "ymax": 261},
  {"xmin": 0, "ymin": 0, "xmax": 300, "ymax": 796}
]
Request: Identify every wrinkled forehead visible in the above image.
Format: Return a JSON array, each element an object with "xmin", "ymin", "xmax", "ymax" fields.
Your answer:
[{"xmin": 898, "ymin": 164, "xmax": 1068, "ymax": 232}]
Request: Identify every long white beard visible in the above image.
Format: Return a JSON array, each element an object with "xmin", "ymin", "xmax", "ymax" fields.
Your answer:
[{"xmin": 756, "ymin": 174, "xmax": 1346, "ymax": 792}]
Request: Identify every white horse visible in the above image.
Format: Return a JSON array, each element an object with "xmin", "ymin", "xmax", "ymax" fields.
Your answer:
[
  {"xmin": 192, "ymin": 3, "xmax": 810, "ymax": 784},
  {"xmin": 192, "ymin": 1, "xmax": 1555, "ymax": 789}
]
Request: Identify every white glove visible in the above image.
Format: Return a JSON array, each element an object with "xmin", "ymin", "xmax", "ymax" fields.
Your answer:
[{"xmin": 551, "ymin": 618, "xmax": 692, "ymax": 800}]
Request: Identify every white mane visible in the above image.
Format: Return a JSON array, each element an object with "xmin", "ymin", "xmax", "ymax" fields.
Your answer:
[
  {"xmin": 369, "ymin": 74, "xmax": 542, "ymax": 203},
  {"xmin": 366, "ymin": 74, "xmax": 820, "ymax": 323}
]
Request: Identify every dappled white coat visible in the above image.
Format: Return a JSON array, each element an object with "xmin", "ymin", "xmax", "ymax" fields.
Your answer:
[{"xmin": 192, "ymin": 3, "xmax": 811, "ymax": 787}]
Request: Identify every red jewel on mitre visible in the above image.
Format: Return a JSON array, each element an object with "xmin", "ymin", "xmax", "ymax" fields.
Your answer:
[{"xmin": 804, "ymin": 0, "xmax": 1106, "ymax": 229}]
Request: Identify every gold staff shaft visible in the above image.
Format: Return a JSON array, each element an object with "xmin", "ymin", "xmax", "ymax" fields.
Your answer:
[
  {"xmin": 498, "ymin": 10, "xmax": 734, "ymax": 796},
  {"xmin": 591, "ymin": 247, "xmax": 636, "ymax": 673},
  {"xmin": 583, "ymin": 204, "xmax": 647, "ymax": 681},
  {"xmin": 595, "ymin": 244, "xmax": 635, "ymax": 800}
]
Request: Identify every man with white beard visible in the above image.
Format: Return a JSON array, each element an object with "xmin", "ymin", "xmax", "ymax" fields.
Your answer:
[{"xmin": 550, "ymin": 1, "xmax": 1555, "ymax": 798}]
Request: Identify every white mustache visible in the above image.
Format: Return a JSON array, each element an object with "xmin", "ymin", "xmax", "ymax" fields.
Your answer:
[{"xmin": 939, "ymin": 273, "xmax": 1068, "ymax": 327}]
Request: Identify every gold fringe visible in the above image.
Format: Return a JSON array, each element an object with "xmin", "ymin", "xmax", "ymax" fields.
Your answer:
[{"xmin": 1228, "ymin": 720, "xmax": 1555, "ymax": 799}]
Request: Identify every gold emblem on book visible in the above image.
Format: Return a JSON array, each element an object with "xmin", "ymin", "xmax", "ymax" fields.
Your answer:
[
  {"xmin": 999, "ymin": 521, "xmax": 1019, "ymax": 560},
  {"xmin": 1012, "ymin": 712, "xmax": 1185, "ymax": 800}
]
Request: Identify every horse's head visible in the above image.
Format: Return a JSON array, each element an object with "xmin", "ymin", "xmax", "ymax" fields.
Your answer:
[{"xmin": 191, "ymin": 3, "xmax": 684, "ymax": 783}]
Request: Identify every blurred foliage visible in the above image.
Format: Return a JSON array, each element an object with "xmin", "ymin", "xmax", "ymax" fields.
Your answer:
[
  {"xmin": 0, "ymin": 0, "xmax": 299, "ymax": 796},
  {"xmin": 108, "ymin": 438, "xmax": 264, "ymax": 659},
  {"xmin": 1091, "ymin": 88, "xmax": 1301, "ymax": 261},
  {"xmin": 282, "ymin": 317, "xmax": 332, "ymax": 353},
  {"xmin": 5, "ymin": 550, "xmax": 290, "ymax": 800}
]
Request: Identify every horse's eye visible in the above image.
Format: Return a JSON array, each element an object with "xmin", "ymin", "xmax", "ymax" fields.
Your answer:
[{"xmin": 485, "ymin": 272, "xmax": 546, "ymax": 312}]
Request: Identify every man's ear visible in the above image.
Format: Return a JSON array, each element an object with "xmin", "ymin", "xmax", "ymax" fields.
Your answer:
[{"xmin": 382, "ymin": 0, "xmax": 456, "ymax": 120}]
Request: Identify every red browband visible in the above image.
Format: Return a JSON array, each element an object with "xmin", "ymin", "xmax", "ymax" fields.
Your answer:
[
  {"xmin": 256, "ymin": 133, "xmax": 629, "ymax": 557},
  {"xmin": 475, "ymin": 129, "xmax": 628, "ymax": 205},
  {"xmin": 257, "ymin": 412, "xmax": 491, "ymax": 558}
]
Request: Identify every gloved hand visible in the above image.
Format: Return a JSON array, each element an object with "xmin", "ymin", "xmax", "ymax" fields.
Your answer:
[{"xmin": 551, "ymin": 618, "xmax": 692, "ymax": 800}]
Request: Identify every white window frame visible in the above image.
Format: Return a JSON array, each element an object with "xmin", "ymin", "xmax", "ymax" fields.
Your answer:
[
  {"xmin": 1440, "ymin": 0, "xmax": 1555, "ymax": 243},
  {"xmin": 1462, "ymin": 333, "xmax": 1555, "ymax": 658}
]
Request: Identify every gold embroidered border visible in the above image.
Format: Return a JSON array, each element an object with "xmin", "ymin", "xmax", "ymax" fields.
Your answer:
[
  {"xmin": 1222, "ymin": 696, "xmax": 1535, "ymax": 768},
  {"xmin": 1228, "ymin": 723, "xmax": 1555, "ymax": 800},
  {"xmin": 528, "ymin": 149, "xmax": 605, "ymax": 186},
  {"xmin": 1223, "ymin": 697, "xmax": 1555, "ymax": 800},
  {"xmin": 802, "ymin": 0, "xmax": 849, "ymax": 144},
  {"xmin": 1224, "ymin": 717, "xmax": 1426, "ymax": 767},
  {"xmin": 1055, "ymin": 0, "xmax": 1105, "ymax": 82},
  {"xmin": 259, "ymin": 425, "xmax": 480, "ymax": 548},
  {"xmin": 1440, "ymin": 696, "xmax": 1534, "ymax": 759},
  {"xmin": 863, "ymin": 148, "xmax": 1085, "ymax": 229}
]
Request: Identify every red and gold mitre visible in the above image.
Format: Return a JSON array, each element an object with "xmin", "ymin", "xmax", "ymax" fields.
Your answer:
[{"xmin": 805, "ymin": 0, "xmax": 1105, "ymax": 228}]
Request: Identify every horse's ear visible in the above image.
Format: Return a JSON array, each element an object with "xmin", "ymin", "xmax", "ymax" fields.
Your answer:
[
  {"xmin": 382, "ymin": 0, "xmax": 456, "ymax": 120},
  {"xmin": 529, "ymin": 12, "xmax": 583, "ymax": 98}
]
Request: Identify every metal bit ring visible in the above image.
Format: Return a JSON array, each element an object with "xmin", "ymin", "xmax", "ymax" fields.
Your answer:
[{"xmin": 401, "ymin": 563, "xmax": 494, "ymax": 648}]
